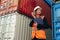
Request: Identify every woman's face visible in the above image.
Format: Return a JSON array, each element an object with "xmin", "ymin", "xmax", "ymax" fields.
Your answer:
[{"xmin": 36, "ymin": 8, "xmax": 41, "ymax": 15}]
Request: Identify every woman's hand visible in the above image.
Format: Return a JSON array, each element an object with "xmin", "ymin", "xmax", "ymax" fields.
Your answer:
[
  {"xmin": 31, "ymin": 12, "xmax": 36, "ymax": 18},
  {"xmin": 33, "ymin": 22, "xmax": 37, "ymax": 27},
  {"xmin": 32, "ymin": 22, "xmax": 38, "ymax": 31}
]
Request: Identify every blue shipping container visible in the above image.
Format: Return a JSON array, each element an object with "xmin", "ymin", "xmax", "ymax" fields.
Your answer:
[
  {"xmin": 52, "ymin": 1, "xmax": 60, "ymax": 40},
  {"xmin": 44, "ymin": 0, "xmax": 52, "ymax": 6}
]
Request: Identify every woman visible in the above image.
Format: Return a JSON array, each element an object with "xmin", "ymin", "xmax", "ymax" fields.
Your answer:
[{"xmin": 29, "ymin": 6, "xmax": 49, "ymax": 40}]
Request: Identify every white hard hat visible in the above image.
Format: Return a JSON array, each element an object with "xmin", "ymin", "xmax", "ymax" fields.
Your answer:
[{"xmin": 34, "ymin": 6, "xmax": 42, "ymax": 12}]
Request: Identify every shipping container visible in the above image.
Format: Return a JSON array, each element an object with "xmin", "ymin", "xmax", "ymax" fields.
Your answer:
[
  {"xmin": 44, "ymin": 0, "xmax": 52, "ymax": 6},
  {"xmin": 52, "ymin": 1, "xmax": 60, "ymax": 40}
]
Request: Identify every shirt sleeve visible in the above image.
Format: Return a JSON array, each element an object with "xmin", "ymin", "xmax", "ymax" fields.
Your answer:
[{"xmin": 29, "ymin": 19, "xmax": 34, "ymax": 27}]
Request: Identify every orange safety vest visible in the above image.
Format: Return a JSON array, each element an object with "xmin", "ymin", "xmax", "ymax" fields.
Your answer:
[{"xmin": 32, "ymin": 23, "xmax": 46, "ymax": 39}]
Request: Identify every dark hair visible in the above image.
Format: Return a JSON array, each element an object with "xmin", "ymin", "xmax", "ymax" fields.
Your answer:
[
  {"xmin": 35, "ymin": 8, "xmax": 40, "ymax": 12},
  {"xmin": 35, "ymin": 8, "xmax": 40, "ymax": 13}
]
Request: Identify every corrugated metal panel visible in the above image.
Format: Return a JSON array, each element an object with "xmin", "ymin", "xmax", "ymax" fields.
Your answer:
[
  {"xmin": 18, "ymin": 14, "xmax": 31, "ymax": 40},
  {"xmin": 0, "ymin": 12, "xmax": 32, "ymax": 40},
  {"xmin": 15, "ymin": 12, "xmax": 31, "ymax": 40}
]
